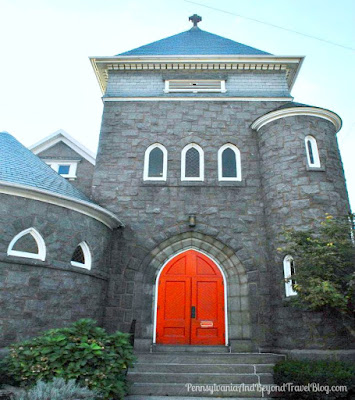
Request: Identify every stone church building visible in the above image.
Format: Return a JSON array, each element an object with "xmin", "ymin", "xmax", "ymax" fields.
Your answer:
[{"xmin": 0, "ymin": 15, "xmax": 352, "ymax": 370}]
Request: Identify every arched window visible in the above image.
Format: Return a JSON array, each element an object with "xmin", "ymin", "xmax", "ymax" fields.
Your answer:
[
  {"xmin": 218, "ymin": 144, "xmax": 242, "ymax": 181},
  {"xmin": 143, "ymin": 143, "xmax": 167, "ymax": 181},
  {"xmin": 71, "ymin": 242, "xmax": 92, "ymax": 270},
  {"xmin": 283, "ymin": 255, "xmax": 297, "ymax": 297},
  {"xmin": 305, "ymin": 135, "xmax": 320, "ymax": 168},
  {"xmin": 7, "ymin": 228, "xmax": 46, "ymax": 261},
  {"xmin": 181, "ymin": 143, "xmax": 204, "ymax": 181}
]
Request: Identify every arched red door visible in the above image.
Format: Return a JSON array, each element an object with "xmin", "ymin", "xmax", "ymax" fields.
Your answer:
[{"xmin": 156, "ymin": 250, "xmax": 225, "ymax": 345}]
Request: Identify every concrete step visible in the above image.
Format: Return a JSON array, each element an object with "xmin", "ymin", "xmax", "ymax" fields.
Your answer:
[
  {"xmin": 153, "ymin": 345, "xmax": 229, "ymax": 353},
  {"xmin": 135, "ymin": 352, "xmax": 284, "ymax": 365},
  {"xmin": 128, "ymin": 383, "xmax": 268, "ymax": 397}
]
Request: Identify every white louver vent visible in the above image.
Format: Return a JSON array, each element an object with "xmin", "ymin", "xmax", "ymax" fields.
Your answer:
[{"xmin": 164, "ymin": 80, "xmax": 226, "ymax": 93}]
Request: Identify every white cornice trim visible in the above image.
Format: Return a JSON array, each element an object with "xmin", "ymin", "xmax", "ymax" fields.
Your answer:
[
  {"xmin": 251, "ymin": 107, "xmax": 342, "ymax": 132},
  {"xmin": 0, "ymin": 181, "xmax": 123, "ymax": 230},
  {"xmin": 90, "ymin": 56, "xmax": 304, "ymax": 94},
  {"xmin": 103, "ymin": 96, "xmax": 293, "ymax": 102},
  {"xmin": 29, "ymin": 129, "xmax": 96, "ymax": 165}
]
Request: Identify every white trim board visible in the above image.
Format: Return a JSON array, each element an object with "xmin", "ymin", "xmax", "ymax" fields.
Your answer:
[
  {"xmin": 29, "ymin": 129, "xmax": 96, "ymax": 165},
  {"xmin": 0, "ymin": 181, "xmax": 123, "ymax": 230},
  {"xmin": 152, "ymin": 247, "xmax": 229, "ymax": 346},
  {"xmin": 251, "ymin": 107, "xmax": 342, "ymax": 132},
  {"xmin": 103, "ymin": 96, "xmax": 293, "ymax": 102}
]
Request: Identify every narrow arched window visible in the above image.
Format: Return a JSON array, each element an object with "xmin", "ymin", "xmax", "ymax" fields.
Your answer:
[
  {"xmin": 181, "ymin": 143, "xmax": 204, "ymax": 181},
  {"xmin": 218, "ymin": 144, "xmax": 241, "ymax": 181},
  {"xmin": 143, "ymin": 143, "xmax": 167, "ymax": 181},
  {"xmin": 7, "ymin": 228, "xmax": 46, "ymax": 261},
  {"xmin": 283, "ymin": 255, "xmax": 297, "ymax": 297},
  {"xmin": 305, "ymin": 135, "xmax": 320, "ymax": 168},
  {"xmin": 71, "ymin": 242, "xmax": 92, "ymax": 270}
]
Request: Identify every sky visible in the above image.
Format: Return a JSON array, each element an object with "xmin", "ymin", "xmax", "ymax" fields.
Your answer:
[{"xmin": 1, "ymin": 0, "xmax": 354, "ymax": 209}]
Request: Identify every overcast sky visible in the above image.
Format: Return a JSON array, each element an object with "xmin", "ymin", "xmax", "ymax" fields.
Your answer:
[{"xmin": 1, "ymin": 0, "xmax": 354, "ymax": 210}]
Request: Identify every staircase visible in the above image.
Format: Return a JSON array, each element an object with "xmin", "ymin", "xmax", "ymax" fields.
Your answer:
[{"xmin": 125, "ymin": 346, "xmax": 285, "ymax": 399}]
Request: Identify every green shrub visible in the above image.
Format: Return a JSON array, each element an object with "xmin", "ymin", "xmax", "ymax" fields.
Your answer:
[
  {"xmin": 14, "ymin": 378, "xmax": 99, "ymax": 400},
  {"xmin": 3, "ymin": 319, "xmax": 135, "ymax": 400},
  {"xmin": 273, "ymin": 359, "xmax": 355, "ymax": 399}
]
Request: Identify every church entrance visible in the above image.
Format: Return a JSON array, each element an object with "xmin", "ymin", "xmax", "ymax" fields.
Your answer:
[{"xmin": 156, "ymin": 250, "xmax": 226, "ymax": 345}]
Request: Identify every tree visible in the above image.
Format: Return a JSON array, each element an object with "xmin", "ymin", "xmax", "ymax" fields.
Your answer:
[{"xmin": 279, "ymin": 213, "xmax": 355, "ymax": 337}]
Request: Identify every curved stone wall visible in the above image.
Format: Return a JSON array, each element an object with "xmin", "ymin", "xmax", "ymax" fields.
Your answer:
[
  {"xmin": 257, "ymin": 115, "xmax": 351, "ymax": 349},
  {"xmin": 0, "ymin": 193, "xmax": 113, "ymax": 348}
]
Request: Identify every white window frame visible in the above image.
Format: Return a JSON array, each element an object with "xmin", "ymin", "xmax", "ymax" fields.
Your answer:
[
  {"xmin": 218, "ymin": 143, "xmax": 242, "ymax": 181},
  {"xmin": 143, "ymin": 143, "xmax": 168, "ymax": 181},
  {"xmin": 7, "ymin": 227, "xmax": 46, "ymax": 261},
  {"xmin": 45, "ymin": 160, "xmax": 78, "ymax": 179},
  {"xmin": 71, "ymin": 241, "xmax": 92, "ymax": 270},
  {"xmin": 305, "ymin": 135, "xmax": 320, "ymax": 168},
  {"xmin": 283, "ymin": 255, "xmax": 297, "ymax": 297},
  {"xmin": 164, "ymin": 80, "xmax": 226, "ymax": 93},
  {"xmin": 181, "ymin": 143, "xmax": 204, "ymax": 181}
]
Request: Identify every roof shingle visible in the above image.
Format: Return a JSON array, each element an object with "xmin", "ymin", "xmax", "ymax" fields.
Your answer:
[
  {"xmin": 118, "ymin": 27, "xmax": 270, "ymax": 56},
  {"xmin": 0, "ymin": 131, "xmax": 92, "ymax": 203}
]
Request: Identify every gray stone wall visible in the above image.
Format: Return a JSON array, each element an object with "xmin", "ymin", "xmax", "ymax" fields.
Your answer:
[
  {"xmin": 92, "ymin": 100, "xmax": 287, "ymax": 348},
  {"xmin": 105, "ymin": 70, "xmax": 290, "ymax": 98},
  {"xmin": 258, "ymin": 116, "xmax": 352, "ymax": 349},
  {"xmin": 0, "ymin": 194, "xmax": 112, "ymax": 347},
  {"xmin": 36, "ymin": 142, "xmax": 95, "ymax": 197}
]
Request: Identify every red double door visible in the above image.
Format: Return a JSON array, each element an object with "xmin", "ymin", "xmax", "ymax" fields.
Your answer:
[{"xmin": 156, "ymin": 250, "xmax": 225, "ymax": 345}]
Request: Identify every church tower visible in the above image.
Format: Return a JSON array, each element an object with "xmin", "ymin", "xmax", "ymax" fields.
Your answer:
[{"xmin": 90, "ymin": 16, "xmax": 350, "ymax": 352}]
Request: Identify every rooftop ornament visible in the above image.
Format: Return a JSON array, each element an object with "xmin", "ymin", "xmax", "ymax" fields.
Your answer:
[{"xmin": 189, "ymin": 14, "xmax": 202, "ymax": 27}]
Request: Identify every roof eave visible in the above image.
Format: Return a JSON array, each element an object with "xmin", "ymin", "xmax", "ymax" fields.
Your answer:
[
  {"xmin": 0, "ymin": 181, "xmax": 124, "ymax": 230},
  {"xmin": 90, "ymin": 55, "xmax": 304, "ymax": 95}
]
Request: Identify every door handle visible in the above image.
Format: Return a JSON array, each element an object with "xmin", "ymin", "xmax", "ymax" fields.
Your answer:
[{"xmin": 191, "ymin": 306, "xmax": 196, "ymax": 319}]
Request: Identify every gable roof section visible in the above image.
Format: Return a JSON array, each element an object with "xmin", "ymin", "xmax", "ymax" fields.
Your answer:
[
  {"xmin": 29, "ymin": 129, "xmax": 96, "ymax": 165},
  {"xmin": 0, "ymin": 131, "xmax": 92, "ymax": 202},
  {"xmin": 118, "ymin": 27, "xmax": 271, "ymax": 56},
  {"xmin": 0, "ymin": 131, "xmax": 122, "ymax": 229}
]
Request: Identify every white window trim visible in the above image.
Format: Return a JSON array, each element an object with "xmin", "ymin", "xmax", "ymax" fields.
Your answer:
[
  {"xmin": 283, "ymin": 255, "xmax": 297, "ymax": 297},
  {"xmin": 305, "ymin": 135, "xmax": 321, "ymax": 168},
  {"xmin": 7, "ymin": 227, "xmax": 46, "ymax": 261},
  {"xmin": 143, "ymin": 143, "xmax": 168, "ymax": 181},
  {"xmin": 181, "ymin": 143, "xmax": 204, "ymax": 181},
  {"xmin": 164, "ymin": 80, "xmax": 227, "ymax": 93},
  {"xmin": 218, "ymin": 143, "xmax": 242, "ymax": 181},
  {"xmin": 71, "ymin": 241, "xmax": 92, "ymax": 270},
  {"xmin": 45, "ymin": 160, "xmax": 78, "ymax": 179}
]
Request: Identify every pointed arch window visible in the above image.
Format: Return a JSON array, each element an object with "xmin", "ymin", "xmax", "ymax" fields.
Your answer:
[
  {"xmin": 71, "ymin": 242, "xmax": 92, "ymax": 270},
  {"xmin": 283, "ymin": 255, "xmax": 297, "ymax": 297},
  {"xmin": 305, "ymin": 135, "xmax": 320, "ymax": 168},
  {"xmin": 7, "ymin": 228, "xmax": 46, "ymax": 261},
  {"xmin": 181, "ymin": 143, "xmax": 204, "ymax": 181},
  {"xmin": 218, "ymin": 144, "xmax": 242, "ymax": 181},
  {"xmin": 143, "ymin": 143, "xmax": 167, "ymax": 181}
]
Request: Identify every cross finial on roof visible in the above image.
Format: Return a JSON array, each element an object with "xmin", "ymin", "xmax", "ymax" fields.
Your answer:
[{"xmin": 189, "ymin": 14, "xmax": 202, "ymax": 27}]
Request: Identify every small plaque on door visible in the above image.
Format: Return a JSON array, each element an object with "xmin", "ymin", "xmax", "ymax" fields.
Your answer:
[{"xmin": 200, "ymin": 321, "xmax": 213, "ymax": 328}]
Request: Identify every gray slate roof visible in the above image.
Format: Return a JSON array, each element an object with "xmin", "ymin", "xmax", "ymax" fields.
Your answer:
[
  {"xmin": 118, "ymin": 27, "xmax": 270, "ymax": 56},
  {"xmin": 0, "ymin": 131, "xmax": 92, "ymax": 203}
]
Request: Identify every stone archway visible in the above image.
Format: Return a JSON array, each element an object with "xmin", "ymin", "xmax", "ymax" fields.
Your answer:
[{"xmin": 137, "ymin": 232, "xmax": 251, "ymax": 350}]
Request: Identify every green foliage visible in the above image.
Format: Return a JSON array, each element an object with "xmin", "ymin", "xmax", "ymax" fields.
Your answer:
[
  {"xmin": 273, "ymin": 359, "xmax": 355, "ymax": 399},
  {"xmin": 279, "ymin": 214, "xmax": 355, "ymax": 319},
  {"xmin": 14, "ymin": 378, "xmax": 99, "ymax": 400},
  {"xmin": 3, "ymin": 319, "xmax": 135, "ymax": 400}
]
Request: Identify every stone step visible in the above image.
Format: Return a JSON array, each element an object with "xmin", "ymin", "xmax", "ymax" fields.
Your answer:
[
  {"xmin": 128, "ymin": 372, "xmax": 272, "ymax": 385},
  {"xmin": 128, "ymin": 383, "xmax": 269, "ymax": 397},
  {"xmin": 135, "ymin": 352, "xmax": 284, "ymax": 365},
  {"xmin": 153, "ymin": 345, "xmax": 229, "ymax": 353},
  {"xmin": 125, "ymin": 397, "xmax": 274, "ymax": 400}
]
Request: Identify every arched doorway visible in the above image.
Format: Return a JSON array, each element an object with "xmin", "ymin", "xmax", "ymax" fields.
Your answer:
[{"xmin": 156, "ymin": 249, "xmax": 226, "ymax": 345}]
